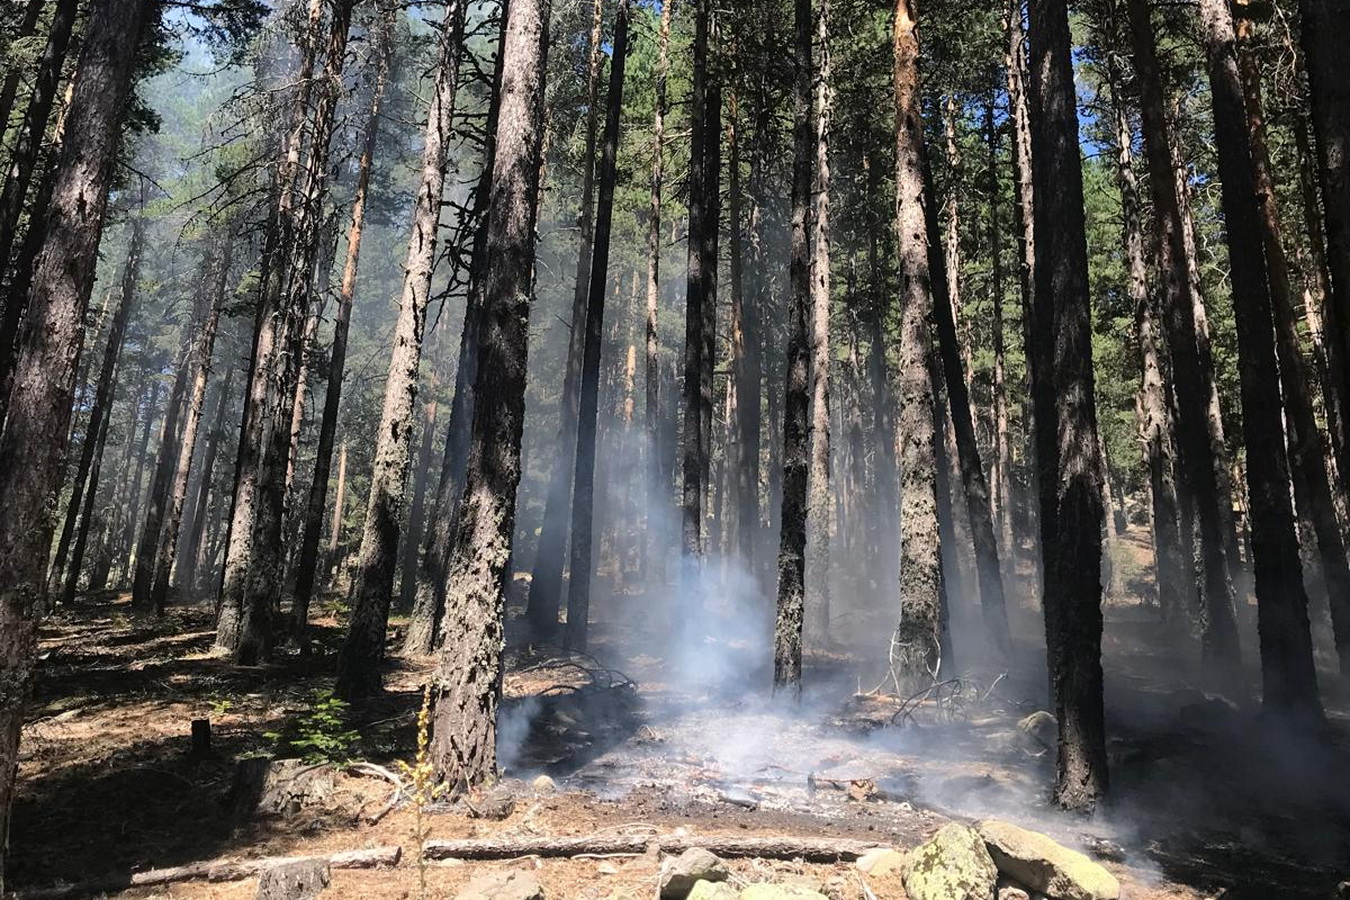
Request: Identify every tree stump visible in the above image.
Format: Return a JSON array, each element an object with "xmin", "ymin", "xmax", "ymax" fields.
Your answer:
[
  {"xmin": 190, "ymin": 718, "xmax": 212, "ymax": 757},
  {"xmin": 255, "ymin": 860, "xmax": 330, "ymax": 900}
]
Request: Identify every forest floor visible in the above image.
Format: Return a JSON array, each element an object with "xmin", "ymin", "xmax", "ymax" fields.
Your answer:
[{"xmin": 10, "ymin": 537, "xmax": 1350, "ymax": 900}]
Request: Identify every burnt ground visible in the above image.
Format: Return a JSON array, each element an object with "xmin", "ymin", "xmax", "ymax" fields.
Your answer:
[{"xmin": 9, "ymin": 538, "xmax": 1350, "ymax": 900}]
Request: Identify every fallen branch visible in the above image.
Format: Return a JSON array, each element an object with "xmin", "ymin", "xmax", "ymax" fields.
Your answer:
[
  {"xmin": 19, "ymin": 846, "xmax": 402, "ymax": 900},
  {"xmin": 423, "ymin": 834, "xmax": 884, "ymax": 863}
]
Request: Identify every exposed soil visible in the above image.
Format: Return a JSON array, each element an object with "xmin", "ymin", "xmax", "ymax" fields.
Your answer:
[{"xmin": 9, "ymin": 567, "xmax": 1350, "ymax": 899}]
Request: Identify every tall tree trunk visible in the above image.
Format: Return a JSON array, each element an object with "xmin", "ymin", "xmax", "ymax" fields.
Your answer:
[
  {"xmin": 1027, "ymin": 0, "xmax": 1108, "ymax": 810},
  {"xmin": 336, "ymin": 0, "xmax": 465, "ymax": 700},
  {"xmin": 681, "ymin": 0, "xmax": 713, "ymax": 608},
  {"xmin": 401, "ymin": 4, "xmax": 510, "ymax": 658},
  {"xmin": 805, "ymin": 0, "xmax": 833, "ymax": 642},
  {"xmin": 0, "ymin": 0, "xmax": 154, "ymax": 881},
  {"xmin": 292, "ymin": 3, "xmax": 394, "ymax": 644},
  {"xmin": 526, "ymin": 0, "xmax": 605, "ymax": 640},
  {"xmin": 565, "ymin": 0, "xmax": 632, "ymax": 653},
  {"xmin": 1005, "ymin": 0, "xmax": 1041, "ymax": 592},
  {"xmin": 1235, "ymin": 16, "xmax": 1350, "ymax": 676},
  {"xmin": 1195, "ymin": 0, "xmax": 1322, "ymax": 720},
  {"xmin": 116, "ymin": 375, "xmax": 161, "ymax": 587},
  {"xmin": 401, "ymin": 398, "xmax": 437, "ymax": 611},
  {"xmin": 131, "ymin": 336, "xmax": 193, "ymax": 612},
  {"xmin": 987, "ymin": 98, "xmax": 1014, "ymax": 566},
  {"xmin": 889, "ymin": 0, "xmax": 943, "ymax": 688},
  {"xmin": 1127, "ymin": 0, "xmax": 1241, "ymax": 667},
  {"xmin": 148, "ymin": 236, "xmax": 231, "ymax": 614},
  {"xmin": 182, "ymin": 365, "xmax": 235, "ymax": 600},
  {"xmin": 1102, "ymin": 32, "xmax": 1189, "ymax": 623},
  {"xmin": 774, "ymin": 0, "xmax": 814, "ymax": 694},
  {"xmin": 431, "ymin": 0, "xmax": 550, "ymax": 787},
  {"xmin": 47, "ymin": 213, "xmax": 144, "ymax": 598},
  {"xmin": 645, "ymin": 0, "xmax": 673, "ymax": 587},
  {"xmin": 1297, "ymin": 0, "xmax": 1350, "ymax": 481}
]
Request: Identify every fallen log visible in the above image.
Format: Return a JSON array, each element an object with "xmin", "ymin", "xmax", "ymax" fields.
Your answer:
[
  {"xmin": 423, "ymin": 834, "xmax": 884, "ymax": 862},
  {"xmin": 18, "ymin": 845, "xmax": 402, "ymax": 900}
]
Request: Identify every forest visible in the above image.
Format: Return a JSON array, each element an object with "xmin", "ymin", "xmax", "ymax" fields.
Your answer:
[{"xmin": 0, "ymin": 0, "xmax": 1347, "ymax": 896}]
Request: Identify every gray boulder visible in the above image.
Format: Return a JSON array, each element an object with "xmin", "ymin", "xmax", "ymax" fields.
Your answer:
[
  {"xmin": 255, "ymin": 860, "xmax": 330, "ymax": 900},
  {"xmin": 901, "ymin": 823, "xmax": 999, "ymax": 900},
  {"xmin": 661, "ymin": 848, "xmax": 730, "ymax": 899},
  {"xmin": 454, "ymin": 870, "xmax": 545, "ymax": 900},
  {"xmin": 978, "ymin": 820, "xmax": 1119, "ymax": 900}
]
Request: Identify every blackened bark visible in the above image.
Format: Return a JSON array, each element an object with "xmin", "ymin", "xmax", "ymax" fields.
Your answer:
[
  {"xmin": 0, "ymin": 0, "xmax": 154, "ymax": 881},
  {"xmin": 526, "ymin": 0, "xmax": 606, "ymax": 640},
  {"xmin": 431, "ymin": 0, "xmax": 550, "ymax": 787},
  {"xmin": 890, "ymin": 0, "xmax": 943, "ymax": 687},
  {"xmin": 774, "ymin": 0, "xmax": 814, "ymax": 694},
  {"xmin": 565, "ymin": 0, "xmax": 631, "ymax": 653},
  {"xmin": 1027, "ymin": 0, "xmax": 1109, "ymax": 809},
  {"xmin": 1127, "ymin": 0, "xmax": 1241, "ymax": 667},
  {"xmin": 1195, "ymin": 0, "xmax": 1322, "ymax": 719},
  {"xmin": 645, "ymin": 0, "xmax": 673, "ymax": 584}
]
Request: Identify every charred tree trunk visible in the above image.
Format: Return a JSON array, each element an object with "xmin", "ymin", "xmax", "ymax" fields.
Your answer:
[
  {"xmin": 336, "ymin": 0, "xmax": 465, "ymax": 700},
  {"xmin": 182, "ymin": 366, "xmax": 235, "ymax": 600},
  {"xmin": 987, "ymin": 98, "xmax": 1014, "ymax": 566},
  {"xmin": 774, "ymin": 0, "xmax": 814, "ymax": 694},
  {"xmin": 0, "ymin": 0, "xmax": 154, "ymax": 881},
  {"xmin": 431, "ymin": 0, "xmax": 550, "ymax": 788},
  {"xmin": 1127, "ymin": 0, "xmax": 1241, "ymax": 667},
  {"xmin": 644, "ymin": 0, "xmax": 673, "ymax": 586},
  {"xmin": 805, "ymin": 0, "xmax": 833, "ymax": 642},
  {"xmin": 526, "ymin": 0, "xmax": 605, "ymax": 640},
  {"xmin": 889, "ymin": 0, "xmax": 944, "ymax": 688},
  {"xmin": 1027, "ymin": 0, "xmax": 1109, "ymax": 810},
  {"xmin": 1195, "ymin": 0, "xmax": 1322, "ymax": 720},
  {"xmin": 565, "ymin": 0, "xmax": 631, "ymax": 653}
]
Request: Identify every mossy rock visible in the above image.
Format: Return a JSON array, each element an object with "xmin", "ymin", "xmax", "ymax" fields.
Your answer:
[
  {"xmin": 901, "ymin": 823, "xmax": 999, "ymax": 900},
  {"xmin": 978, "ymin": 820, "xmax": 1119, "ymax": 900},
  {"xmin": 738, "ymin": 885, "xmax": 830, "ymax": 900},
  {"xmin": 687, "ymin": 882, "xmax": 738, "ymax": 900}
]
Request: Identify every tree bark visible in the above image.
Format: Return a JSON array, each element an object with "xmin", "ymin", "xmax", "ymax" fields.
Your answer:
[
  {"xmin": 431, "ymin": 0, "xmax": 550, "ymax": 788},
  {"xmin": 525, "ymin": 0, "xmax": 606, "ymax": 640},
  {"xmin": 1126, "ymin": 0, "xmax": 1241, "ymax": 667},
  {"xmin": 0, "ymin": 0, "xmax": 46, "ymax": 153},
  {"xmin": 986, "ymin": 98, "xmax": 1014, "ymax": 567},
  {"xmin": 1195, "ymin": 0, "xmax": 1322, "ymax": 721},
  {"xmin": 565, "ymin": 0, "xmax": 632, "ymax": 653},
  {"xmin": 0, "ymin": 0, "xmax": 154, "ymax": 882},
  {"xmin": 805, "ymin": 0, "xmax": 833, "ymax": 643},
  {"xmin": 1027, "ymin": 0, "xmax": 1109, "ymax": 810},
  {"xmin": 889, "ymin": 0, "xmax": 944, "ymax": 688},
  {"xmin": 181, "ymin": 365, "xmax": 235, "ymax": 600},
  {"xmin": 336, "ymin": 0, "xmax": 465, "ymax": 700},
  {"xmin": 774, "ymin": 0, "xmax": 814, "ymax": 694}
]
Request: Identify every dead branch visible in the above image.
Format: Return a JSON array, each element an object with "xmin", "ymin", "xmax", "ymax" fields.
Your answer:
[
  {"xmin": 423, "ymin": 834, "xmax": 884, "ymax": 863},
  {"xmin": 18, "ymin": 846, "xmax": 402, "ymax": 900}
]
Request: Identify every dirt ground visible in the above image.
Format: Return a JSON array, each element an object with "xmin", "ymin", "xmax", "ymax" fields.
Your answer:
[{"xmin": 10, "ymin": 545, "xmax": 1350, "ymax": 900}]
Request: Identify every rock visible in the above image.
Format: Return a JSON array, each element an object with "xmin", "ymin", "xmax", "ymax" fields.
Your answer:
[
  {"xmin": 855, "ymin": 847, "xmax": 907, "ymax": 878},
  {"xmin": 454, "ymin": 870, "xmax": 545, "ymax": 900},
  {"xmin": 661, "ymin": 848, "xmax": 730, "ymax": 899},
  {"xmin": 466, "ymin": 785, "xmax": 517, "ymax": 820},
  {"xmin": 532, "ymin": 774, "xmax": 557, "ymax": 794},
  {"xmin": 255, "ymin": 860, "xmax": 330, "ymax": 900},
  {"xmin": 1017, "ymin": 712, "xmax": 1057, "ymax": 752},
  {"xmin": 996, "ymin": 879, "xmax": 1031, "ymax": 900},
  {"xmin": 901, "ymin": 823, "xmax": 999, "ymax": 900},
  {"xmin": 687, "ymin": 882, "xmax": 738, "ymax": 900},
  {"xmin": 978, "ymin": 820, "xmax": 1120, "ymax": 900},
  {"xmin": 231, "ymin": 759, "xmax": 340, "ymax": 819}
]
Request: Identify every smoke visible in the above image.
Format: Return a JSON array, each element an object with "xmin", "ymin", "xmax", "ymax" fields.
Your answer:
[{"xmin": 496, "ymin": 695, "xmax": 542, "ymax": 774}]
